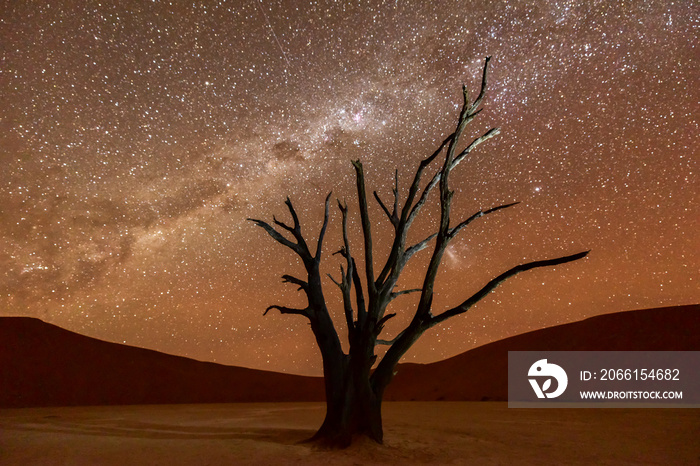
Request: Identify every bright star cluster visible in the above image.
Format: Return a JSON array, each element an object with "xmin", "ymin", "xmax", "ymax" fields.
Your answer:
[{"xmin": 1, "ymin": 1, "xmax": 697, "ymax": 375}]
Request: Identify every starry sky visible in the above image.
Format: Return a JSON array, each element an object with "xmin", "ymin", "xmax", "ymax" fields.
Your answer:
[{"xmin": 1, "ymin": 1, "xmax": 697, "ymax": 375}]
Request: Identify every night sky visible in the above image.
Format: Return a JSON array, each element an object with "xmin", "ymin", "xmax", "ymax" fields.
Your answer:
[{"xmin": 2, "ymin": 1, "xmax": 697, "ymax": 375}]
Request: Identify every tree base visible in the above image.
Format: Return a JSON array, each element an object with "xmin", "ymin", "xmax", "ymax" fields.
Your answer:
[{"xmin": 304, "ymin": 430, "xmax": 384, "ymax": 450}]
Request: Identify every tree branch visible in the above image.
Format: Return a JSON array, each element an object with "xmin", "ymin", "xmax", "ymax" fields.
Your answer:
[
  {"xmin": 272, "ymin": 215, "xmax": 295, "ymax": 234},
  {"xmin": 376, "ymin": 329, "xmax": 404, "ymax": 346},
  {"xmin": 470, "ymin": 55, "xmax": 491, "ymax": 112},
  {"xmin": 414, "ymin": 56, "xmax": 493, "ymax": 320},
  {"xmin": 337, "ymin": 200, "xmax": 362, "ymax": 335},
  {"xmin": 351, "ymin": 257, "xmax": 367, "ymax": 328},
  {"xmin": 448, "ymin": 202, "xmax": 519, "ymax": 239},
  {"xmin": 451, "ymin": 127, "xmax": 501, "ymax": 170},
  {"xmin": 264, "ymin": 305, "xmax": 311, "ymax": 319},
  {"xmin": 374, "ymin": 135, "xmax": 452, "ymax": 291},
  {"xmin": 284, "ymin": 197, "xmax": 301, "ymax": 232},
  {"xmin": 250, "ymin": 195, "xmax": 345, "ymax": 377},
  {"xmin": 407, "ymin": 169, "xmax": 440, "ymax": 225},
  {"xmin": 327, "ymin": 270, "xmax": 342, "ymax": 288},
  {"xmin": 390, "ymin": 288, "xmax": 422, "ymax": 302},
  {"xmin": 373, "ymin": 170, "xmax": 400, "ymax": 229},
  {"xmin": 400, "ymin": 134, "xmax": 453, "ymax": 229},
  {"xmin": 352, "ymin": 160, "xmax": 377, "ymax": 298},
  {"xmin": 404, "ymin": 233, "xmax": 438, "ymax": 262},
  {"xmin": 406, "ymin": 62, "xmax": 497, "ymax": 227},
  {"xmin": 283, "ymin": 197, "xmax": 313, "ymax": 257},
  {"xmin": 281, "ymin": 274, "xmax": 308, "ymax": 291},
  {"xmin": 315, "ymin": 192, "xmax": 333, "ymax": 262},
  {"xmin": 373, "ymin": 191, "xmax": 397, "ymax": 227},
  {"xmin": 405, "ymin": 127, "xmax": 501, "ymax": 227},
  {"xmin": 376, "ymin": 312, "xmax": 397, "ymax": 331},
  {"xmin": 247, "ymin": 218, "xmax": 301, "ymax": 255},
  {"xmin": 392, "ymin": 169, "xmax": 399, "ymax": 221},
  {"xmin": 429, "ymin": 250, "xmax": 591, "ymax": 327}
]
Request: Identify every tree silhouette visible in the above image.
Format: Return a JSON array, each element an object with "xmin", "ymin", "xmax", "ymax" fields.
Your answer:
[{"xmin": 248, "ymin": 57, "xmax": 589, "ymax": 447}]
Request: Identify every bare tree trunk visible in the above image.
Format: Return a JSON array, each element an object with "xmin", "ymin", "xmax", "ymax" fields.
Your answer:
[
  {"xmin": 311, "ymin": 314, "xmax": 385, "ymax": 446},
  {"xmin": 312, "ymin": 359, "xmax": 383, "ymax": 447}
]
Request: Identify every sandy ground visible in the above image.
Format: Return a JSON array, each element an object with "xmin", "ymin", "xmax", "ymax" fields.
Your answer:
[{"xmin": 1, "ymin": 402, "xmax": 698, "ymax": 465}]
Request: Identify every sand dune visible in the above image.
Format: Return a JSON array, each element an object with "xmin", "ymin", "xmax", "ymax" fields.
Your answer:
[
  {"xmin": 1, "ymin": 304, "xmax": 698, "ymax": 407},
  {"xmin": 0, "ymin": 317, "xmax": 324, "ymax": 408},
  {"xmin": 386, "ymin": 304, "xmax": 700, "ymax": 401}
]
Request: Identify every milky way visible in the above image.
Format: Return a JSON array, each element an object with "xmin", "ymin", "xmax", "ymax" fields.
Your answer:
[{"xmin": 1, "ymin": 1, "xmax": 697, "ymax": 375}]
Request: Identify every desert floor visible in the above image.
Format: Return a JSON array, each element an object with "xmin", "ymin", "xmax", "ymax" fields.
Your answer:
[{"xmin": 1, "ymin": 402, "xmax": 698, "ymax": 465}]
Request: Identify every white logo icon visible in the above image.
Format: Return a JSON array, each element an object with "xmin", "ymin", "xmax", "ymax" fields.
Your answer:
[{"xmin": 528, "ymin": 359, "xmax": 568, "ymax": 398}]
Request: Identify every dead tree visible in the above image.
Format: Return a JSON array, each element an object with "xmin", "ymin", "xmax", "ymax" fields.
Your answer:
[{"xmin": 248, "ymin": 57, "xmax": 589, "ymax": 447}]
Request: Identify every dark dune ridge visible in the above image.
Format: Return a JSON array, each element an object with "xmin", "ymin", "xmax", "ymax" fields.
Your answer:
[
  {"xmin": 0, "ymin": 317, "xmax": 324, "ymax": 408},
  {"xmin": 386, "ymin": 304, "xmax": 700, "ymax": 401},
  {"xmin": 1, "ymin": 305, "xmax": 697, "ymax": 408}
]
